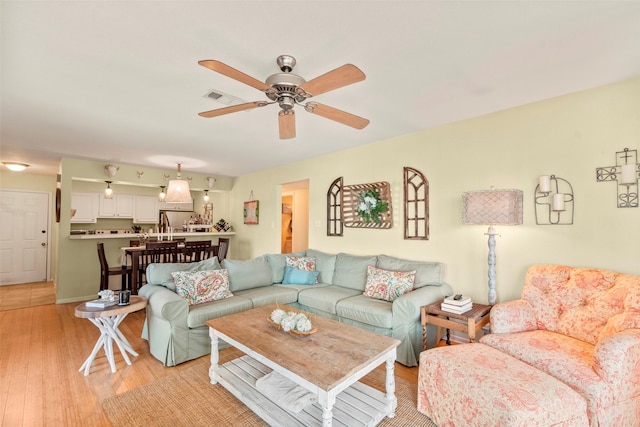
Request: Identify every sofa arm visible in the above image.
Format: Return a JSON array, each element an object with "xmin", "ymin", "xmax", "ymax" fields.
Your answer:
[
  {"xmin": 392, "ymin": 282, "xmax": 453, "ymax": 366},
  {"xmin": 489, "ymin": 299, "xmax": 538, "ymax": 334},
  {"xmin": 593, "ymin": 329, "xmax": 640, "ymax": 401},
  {"xmin": 138, "ymin": 284, "xmax": 190, "ymax": 366},
  {"xmin": 139, "ymin": 284, "xmax": 189, "ymax": 324}
]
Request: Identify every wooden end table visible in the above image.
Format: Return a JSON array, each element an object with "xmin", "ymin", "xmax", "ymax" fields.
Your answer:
[
  {"xmin": 74, "ymin": 295, "xmax": 147, "ymax": 375},
  {"xmin": 421, "ymin": 300, "xmax": 492, "ymax": 350}
]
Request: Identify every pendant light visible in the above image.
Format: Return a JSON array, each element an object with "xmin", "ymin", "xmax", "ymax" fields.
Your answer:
[
  {"xmin": 203, "ymin": 190, "xmax": 210, "ymax": 203},
  {"xmin": 165, "ymin": 163, "xmax": 192, "ymax": 203},
  {"xmin": 104, "ymin": 181, "xmax": 114, "ymax": 199},
  {"xmin": 159, "ymin": 186, "xmax": 166, "ymax": 202}
]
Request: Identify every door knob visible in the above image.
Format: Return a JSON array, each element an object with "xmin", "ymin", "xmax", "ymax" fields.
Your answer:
[{"xmin": 41, "ymin": 242, "xmax": 47, "ymax": 247}]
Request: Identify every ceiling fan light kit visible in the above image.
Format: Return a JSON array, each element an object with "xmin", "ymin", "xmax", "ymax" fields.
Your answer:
[{"xmin": 198, "ymin": 55, "xmax": 369, "ymax": 139}]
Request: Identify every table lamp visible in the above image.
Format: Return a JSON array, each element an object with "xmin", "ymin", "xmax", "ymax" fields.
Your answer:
[{"xmin": 462, "ymin": 188, "xmax": 523, "ymax": 305}]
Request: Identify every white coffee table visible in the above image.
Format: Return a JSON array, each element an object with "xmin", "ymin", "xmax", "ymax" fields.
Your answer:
[
  {"xmin": 206, "ymin": 304, "xmax": 400, "ymax": 427},
  {"xmin": 74, "ymin": 295, "xmax": 147, "ymax": 376}
]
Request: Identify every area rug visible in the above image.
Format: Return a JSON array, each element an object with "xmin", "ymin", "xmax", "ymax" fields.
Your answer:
[{"xmin": 102, "ymin": 358, "xmax": 436, "ymax": 426}]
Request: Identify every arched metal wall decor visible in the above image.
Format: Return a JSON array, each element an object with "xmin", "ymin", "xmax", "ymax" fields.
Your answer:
[
  {"xmin": 534, "ymin": 175, "xmax": 574, "ymax": 225},
  {"xmin": 403, "ymin": 167, "xmax": 429, "ymax": 239},
  {"xmin": 326, "ymin": 177, "xmax": 343, "ymax": 236}
]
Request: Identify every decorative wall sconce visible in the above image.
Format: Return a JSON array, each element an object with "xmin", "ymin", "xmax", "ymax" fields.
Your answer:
[
  {"xmin": 596, "ymin": 147, "xmax": 639, "ymax": 208},
  {"xmin": 534, "ymin": 175, "xmax": 574, "ymax": 225},
  {"xmin": 206, "ymin": 177, "xmax": 217, "ymax": 188},
  {"xmin": 136, "ymin": 171, "xmax": 144, "ymax": 179},
  {"xmin": 158, "ymin": 186, "xmax": 166, "ymax": 202},
  {"xmin": 104, "ymin": 164, "xmax": 119, "ymax": 178},
  {"xmin": 104, "ymin": 181, "xmax": 113, "ymax": 199}
]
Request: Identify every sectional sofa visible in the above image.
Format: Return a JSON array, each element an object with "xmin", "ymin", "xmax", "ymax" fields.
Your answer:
[{"xmin": 138, "ymin": 249, "xmax": 453, "ymax": 367}]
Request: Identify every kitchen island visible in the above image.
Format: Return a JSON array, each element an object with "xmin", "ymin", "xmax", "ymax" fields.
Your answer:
[{"xmin": 68, "ymin": 231, "xmax": 234, "ymax": 240}]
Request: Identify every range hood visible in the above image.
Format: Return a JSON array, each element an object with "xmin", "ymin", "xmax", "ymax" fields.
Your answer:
[{"xmin": 158, "ymin": 200, "xmax": 194, "ymax": 212}]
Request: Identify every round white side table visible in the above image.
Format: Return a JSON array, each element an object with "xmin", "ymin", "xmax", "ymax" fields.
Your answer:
[{"xmin": 75, "ymin": 295, "xmax": 147, "ymax": 376}]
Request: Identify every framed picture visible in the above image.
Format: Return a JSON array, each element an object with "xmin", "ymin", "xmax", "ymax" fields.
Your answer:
[{"xmin": 243, "ymin": 200, "xmax": 259, "ymax": 225}]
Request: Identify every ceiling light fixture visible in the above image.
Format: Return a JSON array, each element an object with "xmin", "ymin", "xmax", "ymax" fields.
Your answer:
[
  {"xmin": 104, "ymin": 181, "xmax": 114, "ymax": 199},
  {"xmin": 165, "ymin": 163, "xmax": 192, "ymax": 203},
  {"xmin": 203, "ymin": 190, "xmax": 210, "ymax": 203},
  {"xmin": 159, "ymin": 186, "xmax": 166, "ymax": 202},
  {"xmin": 104, "ymin": 164, "xmax": 119, "ymax": 178},
  {"xmin": 3, "ymin": 162, "xmax": 29, "ymax": 172}
]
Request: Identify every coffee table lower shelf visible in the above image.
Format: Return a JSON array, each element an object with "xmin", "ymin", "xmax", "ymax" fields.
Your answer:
[{"xmin": 215, "ymin": 355, "xmax": 392, "ymax": 427}]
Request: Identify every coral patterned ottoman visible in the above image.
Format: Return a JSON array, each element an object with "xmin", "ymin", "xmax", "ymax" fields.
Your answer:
[{"xmin": 417, "ymin": 343, "xmax": 589, "ymax": 426}]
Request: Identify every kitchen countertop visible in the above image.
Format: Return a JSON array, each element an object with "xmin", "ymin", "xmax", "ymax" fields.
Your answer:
[{"xmin": 68, "ymin": 231, "xmax": 235, "ymax": 240}]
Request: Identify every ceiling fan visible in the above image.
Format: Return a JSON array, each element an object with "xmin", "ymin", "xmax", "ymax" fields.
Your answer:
[{"xmin": 198, "ymin": 55, "xmax": 370, "ymax": 139}]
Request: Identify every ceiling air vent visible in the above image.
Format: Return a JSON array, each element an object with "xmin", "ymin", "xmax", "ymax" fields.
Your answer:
[{"xmin": 204, "ymin": 89, "xmax": 244, "ymax": 106}]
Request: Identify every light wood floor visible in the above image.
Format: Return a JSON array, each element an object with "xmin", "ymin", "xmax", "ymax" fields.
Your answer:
[
  {"xmin": 0, "ymin": 296, "xmax": 420, "ymax": 426},
  {"xmin": 0, "ymin": 281, "xmax": 57, "ymax": 311}
]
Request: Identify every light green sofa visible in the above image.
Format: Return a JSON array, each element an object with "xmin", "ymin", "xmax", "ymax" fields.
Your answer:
[{"xmin": 139, "ymin": 249, "xmax": 453, "ymax": 367}]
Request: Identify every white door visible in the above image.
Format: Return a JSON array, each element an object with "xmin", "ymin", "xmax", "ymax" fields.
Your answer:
[{"xmin": 0, "ymin": 190, "xmax": 50, "ymax": 285}]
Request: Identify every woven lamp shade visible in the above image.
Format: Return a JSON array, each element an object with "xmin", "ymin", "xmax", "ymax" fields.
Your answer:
[{"xmin": 462, "ymin": 189, "xmax": 523, "ymax": 225}]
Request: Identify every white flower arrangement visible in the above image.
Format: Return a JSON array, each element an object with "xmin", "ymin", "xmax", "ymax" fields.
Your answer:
[
  {"xmin": 357, "ymin": 188, "xmax": 389, "ymax": 224},
  {"xmin": 98, "ymin": 289, "xmax": 116, "ymax": 301},
  {"xmin": 270, "ymin": 308, "xmax": 313, "ymax": 333},
  {"xmin": 138, "ymin": 232, "xmax": 150, "ymax": 244}
]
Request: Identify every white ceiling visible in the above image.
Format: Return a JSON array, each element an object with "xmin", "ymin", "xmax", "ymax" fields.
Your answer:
[{"xmin": 2, "ymin": 1, "xmax": 640, "ymax": 177}]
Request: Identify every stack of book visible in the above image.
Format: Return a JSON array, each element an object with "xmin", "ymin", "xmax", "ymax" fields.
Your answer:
[
  {"xmin": 86, "ymin": 298, "xmax": 118, "ymax": 308},
  {"xmin": 441, "ymin": 295, "xmax": 472, "ymax": 314}
]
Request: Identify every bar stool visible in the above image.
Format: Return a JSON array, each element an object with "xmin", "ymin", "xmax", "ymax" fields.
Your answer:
[
  {"xmin": 97, "ymin": 243, "xmax": 132, "ymax": 291},
  {"xmin": 216, "ymin": 238, "xmax": 230, "ymax": 261}
]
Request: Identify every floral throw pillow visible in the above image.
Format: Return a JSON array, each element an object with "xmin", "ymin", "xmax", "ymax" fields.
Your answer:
[
  {"xmin": 285, "ymin": 255, "xmax": 316, "ymax": 272},
  {"xmin": 171, "ymin": 269, "xmax": 233, "ymax": 306},
  {"xmin": 363, "ymin": 265, "xmax": 416, "ymax": 302}
]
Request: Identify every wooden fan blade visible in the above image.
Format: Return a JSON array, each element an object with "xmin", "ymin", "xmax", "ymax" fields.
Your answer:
[
  {"xmin": 279, "ymin": 110, "xmax": 296, "ymax": 139},
  {"xmin": 297, "ymin": 64, "xmax": 365, "ymax": 97},
  {"xmin": 198, "ymin": 60, "xmax": 272, "ymax": 92},
  {"xmin": 198, "ymin": 101, "xmax": 267, "ymax": 118},
  {"xmin": 304, "ymin": 102, "xmax": 369, "ymax": 129}
]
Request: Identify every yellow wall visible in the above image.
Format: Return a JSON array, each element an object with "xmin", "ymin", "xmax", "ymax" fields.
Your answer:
[{"xmin": 228, "ymin": 77, "xmax": 640, "ymax": 304}]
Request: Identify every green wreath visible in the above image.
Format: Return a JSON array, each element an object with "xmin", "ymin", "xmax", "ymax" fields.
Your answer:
[{"xmin": 357, "ymin": 188, "xmax": 389, "ymax": 224}]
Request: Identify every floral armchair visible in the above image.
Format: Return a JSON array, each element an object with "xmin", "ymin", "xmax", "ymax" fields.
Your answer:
[{"xmin": 480, "ymin": 264, "xmax": 640, "ymax": 426}]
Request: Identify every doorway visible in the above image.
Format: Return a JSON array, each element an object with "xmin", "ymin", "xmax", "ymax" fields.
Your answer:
[
  {"xmin": 0, "ymin": 190, "xmax": 50, "ymax": 285},
  {"xmin": 281, "ymin": 180, "xmax": 309, "ymax": 254}
]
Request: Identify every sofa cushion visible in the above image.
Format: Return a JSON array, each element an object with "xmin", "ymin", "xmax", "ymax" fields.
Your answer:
[
  {"xmin": 234, "ymin": 286, "xmax": 299, "ymax": 307},
  {"xmin": 265, "ymin": 251, "xmax": 305, "ymax": 283},
  {"xmin": 305, "ymin": 249, "xmax": 336, "ymax": 284},
  {"xmin": 222, "ymin": 257, "xmax": 273, "ymax": 292},
  {"xmin": 297, "ymin": 285, "xmax": 361, "ymax": 315},
  {"xmin": 363, "ymin": 265, "xmax": 416, "ymax": 302},
  {"xmin": 480, "ymin": 329, "xmax": 613, "ymax": 419},
  {"xmin": 187, "ymin": 296, "xmax": 254, "ymax": 328},
  {"xmin": 171, "ymin": 269, "xmax": 233, "ymax": 305},
  {"xmin": 336, "ymin": 295, "xmax": 393, "ymax": 329},
  {"xmin": 283, "ymin": 266, "xmax": 319, "ymax": 285},
  {"xmin": 376, "ymin": 255, "xmax": 441, "ymax": 289},
  {"xmin": 521, "ymin": 265, "xmax": 640, "ymax": 345},
  {"xmin": 332, "ymin": 253, "xmax": 377, "ymax": 291},
  {"xmin": 285, "ymin": 255, "xmax": 316, "ymax": 272},
  {"xmin": 146, "ymin": 257, "xmax": 222, "ymax": 291}
]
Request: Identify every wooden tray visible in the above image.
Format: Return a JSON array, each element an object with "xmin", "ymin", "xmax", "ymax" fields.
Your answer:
[{"xmin": 268, "ymin": 319, "xmax": 317, "ymax": 336}]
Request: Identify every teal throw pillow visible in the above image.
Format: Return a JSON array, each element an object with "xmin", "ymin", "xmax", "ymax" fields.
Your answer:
[{"xmin": 283, "ymin": 266, "xmax": 319, "ymax": 285}]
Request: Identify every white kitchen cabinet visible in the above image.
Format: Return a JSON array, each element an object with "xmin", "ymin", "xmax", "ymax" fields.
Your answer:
[
  {"xmin": 71, "ymin": 192, "xmax": 100, "ymax": 223},
  {"xmin": 134, "ymin": 196, "xmax": 159, "ymax": 224},
  {"xmin": 98, "ymin": 194, "xmax": 134, "ymax": 218}
]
